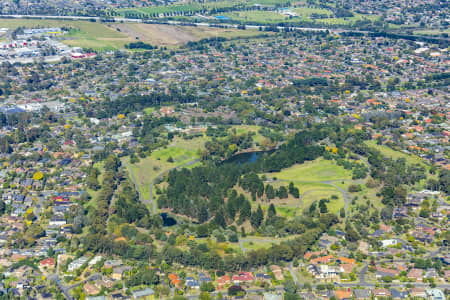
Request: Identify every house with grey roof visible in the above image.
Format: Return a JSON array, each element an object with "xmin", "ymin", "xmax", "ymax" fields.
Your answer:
[{"xmin": 132, "ymin": 288, "xmax": 154, "ymax": 299}]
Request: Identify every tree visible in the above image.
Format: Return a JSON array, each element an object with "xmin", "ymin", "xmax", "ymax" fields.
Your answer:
[
  {"xmin": 284, "ymin": 279, "xmax": 298, "ymax": 294},
  {"xmin": 265, "ymin": 184, "xmax": 275, "ymax": 200},
  {"xmin": 239, "ymin": 200, "xmax": 252, "ymax": 223},
  {"xmin": 250, "ymin": 205, "xmax": 264, "ymax": 229},
  {"xmin": 229, "ymin": 233, "xmax": 238, "ymax": 243},
  {"xmin": 345, "ymin": 223, "xmax": 360, "ymax": 242},
  {"xmin": 438, "ymin": 169, "xmax": 450, "ymax": 194},
  {"xmin": 319, "ymin": 199, "xmax": 328, "ymax": 213},
  {"xmin": 380, "ymin": 206, "xmax": 393, "ymax": 220},
  {"xmin": 199, "ymin": 292, "xmax": 212, "ymax": 300},
  {"xmin": 200, "ymin": 282, "xmax": 215, "ymax": 292},
  {"xmin": 419, "ymin": 209, "xmax": 430, "ymax": 218},
  {"xmin": 228, "ymin": 285, "xmax": 244, "ymax": 296},
  {"xmin": 0, "ymin": 200, "xmax": 5, "ymax": 215},
  {"xmin": 197, "ymin": 224, "xmax": 209, "ymax": 237},
  {"xmin": 214, "ymin": 209, "xmax": 226, "ymax": 228},
  {"xmin": 268, "ymin": 204, "xmax": 276, "ymax": 219},
  {"xmin": 289, "ymin": 182, "xmax": 300, "ymax": 198}
]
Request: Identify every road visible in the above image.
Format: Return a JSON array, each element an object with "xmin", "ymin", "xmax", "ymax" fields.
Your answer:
[
  {"xmin": 359, "ymin": 264, "xmax": 368, "ymax": 286},
  {"xmin": 236, "ymin": 235, "xmax": 450, "ymax": 291},
  {"xmin": 184, "ymin": 286, "xmax": 285, "ymax": 299},
  {"xmin": 48, "ymin": 273, "xmax": 102, "ymax": 299}
]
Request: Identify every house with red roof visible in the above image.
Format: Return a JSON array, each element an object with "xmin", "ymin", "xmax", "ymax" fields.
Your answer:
[
  {"xmin": 232, "ymin": 272, "xmax": 253, "ymax": 283},
  {"xmin": 39, "ymin": 258, "xmax": 55, "ymax": 272},
  {"xmin": 311, "ymin": 255, "xmax": 334, "ymax": 265},
  {"xmin": 216, "ymin": 275, "xmax": 231, "ymax": 289}
]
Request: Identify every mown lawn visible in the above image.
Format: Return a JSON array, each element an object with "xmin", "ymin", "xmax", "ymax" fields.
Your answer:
[
  {"xmin": 243, "ymin": 240, "xmax": 277, "ymax": 251},
  {"xmin": 269, "ymin": 158, "xmax": 353, "ymax": 182},
  {"xmin": 292, "ymin": 7, "xmax": 333, "ymax": 19}
]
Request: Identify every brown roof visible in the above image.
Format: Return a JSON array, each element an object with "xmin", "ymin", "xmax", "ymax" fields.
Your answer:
[
  {"xmin": 334, "ymin": 289, "xmax": 353, "ymax": 299},
  {"xmin": 340, "ymin": 264, "xmax": 354, "ymax": 274},
  {"xmin": 372, "ymin": 289, "xmax": 390, "ymax": 296},
  {"xmin": 407, "ymin": 268, "xmax": 423, "ymax": 279},
  {"xmin": 311, "ymin": 255, "xmax": 334, "ymax": 265}
]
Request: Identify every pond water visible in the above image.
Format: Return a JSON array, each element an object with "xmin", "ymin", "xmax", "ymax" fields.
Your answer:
[
  {"xmin": 222, "ymin": 150, "xmax": 274, "ymax": 165},
  {"xmin": 161, "ymin": 213, "xmax": 177, "ymax": 227}
]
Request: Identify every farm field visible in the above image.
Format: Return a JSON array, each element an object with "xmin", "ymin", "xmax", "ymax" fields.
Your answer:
[
  {"xmin": 218, "ymin": 9, "xmax": 378, "ymax": 25},
  {"xmin": 269, "ymin": 158, "xmax": 353, "ymax": 182},
  {"xmin": 413, "ymin": 28, "xmax": 450, "ymax": 36},
  {"xmin": 291, "ymin": 7, "xmax": 333, "ymax": 18},
  {"xmin": 220, "ymin": 11, "xmax": 290, "ymax": 23},
  {"xmin": 0, "ymin": 18, "xmax": 264, "ymax": 50},
  {"xmin": 315, "ymin": 13, "xmax": 379, "ymax": 25},
  {"xmin": 113, "ymin": 23, "xmax": 263, "ymax": 46},
  {"xmin": 116, "ymin": 0, "xmax": 291, "ymax": 16}
]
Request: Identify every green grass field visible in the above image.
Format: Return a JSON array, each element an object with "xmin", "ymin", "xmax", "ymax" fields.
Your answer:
[
  {"xmin": 116, "ymin": 0, "xmax": 291, "ymax": 16},
  {"xmin": 0, "ymin": 18, "xmax": 264, "ymax": 50},
  {"xmin": 413, "ymin": 28, "xmax": 450, "ymax": 36},
  {"xmin": 230, "ymin": 125, "xmax": 265, "ymax": 144},
  {"xmin": 173, "ymin": 136, "xmax": 208, "ymax": 151},
  {"xmin": 151, "ymin": 146, "xmax": 198, "ymax": 163},
  {"xmin": 257, "ymin": 181, "xmax": 343, "ymax": 215},
  {"xmin": 127, "ymin": 146, "xmax": 199, "ymax": 199},
  {"xmin": 126, "ymin": 138, "xmax": 205, "ymax": 199},
  {"xmin": 316, "ymin": 13, "xmax": 378, "ymax": 24},
  {"xmin": 270, "ymin": 158, "xmax": 353, "ymax": 182},
  {"xmin": 218, "ymin": 9, "xmax": 378, "ymax": 25},
  {"xmin": 335, "ymin": 180, "xmax": 382, "ymax": 211},
  {"xmin": 301, "ymin": 189, "xmax": 343, "ymax": 213},
  {"xmin": 364, "ymin": 140, "xmax": 427, "ymax": 167},
  {"xmin": 243, "ymin": 240, "xmax": 277, "ymax": 251},
  {"xmin": 220, "ymin": 11, "xmax": 289, "ymax": 23},
  {"xmin": 0, "ymin": 19, "xmax": 131, "ymax": 50},
  {"xmin": 85, "ymin": 161, "xmax": 104, "ymax": 210},
  {"xmin": 292, "ymin": 7, "xmax": 333, "ymax": 19}
]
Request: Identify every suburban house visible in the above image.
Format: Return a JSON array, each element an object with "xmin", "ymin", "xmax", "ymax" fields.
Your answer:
[
  {"xmin": 353, "ymin": 289, "xmax": 370, "ymax": 299},
  {"xmin": 372, "ymin": 289, "xmax": 391, "ymax": 299},
  {"xmin": 132, "ymin": 288, "xmax": 155, "ymax": 300},
  {"xmin": 232, "ymin": 272, "xmax": 254, "ymax": 283},
  {"xmin": 39, "ymin": 258, "xmax": 55, "ymax": 272},
  {"xmin": 407, "ymin": 268, "xmax": 423, "ymax": 282}
]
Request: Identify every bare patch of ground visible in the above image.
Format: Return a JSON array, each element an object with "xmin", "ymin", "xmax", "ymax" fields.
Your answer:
[{"xmin": 114, "ymin": 23, "xmax": 198, "ymax": 45}]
